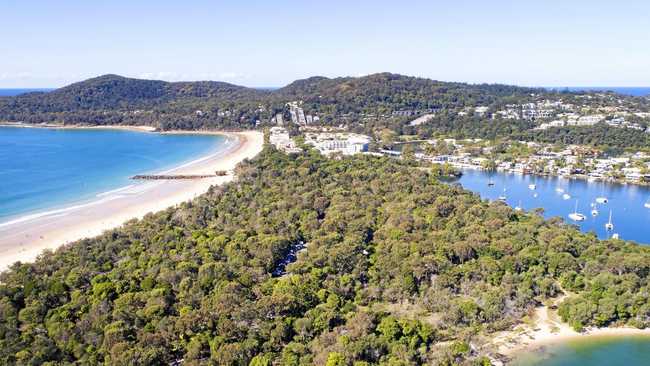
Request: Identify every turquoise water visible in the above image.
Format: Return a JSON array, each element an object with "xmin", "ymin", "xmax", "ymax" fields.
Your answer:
[
  {"xmin": 456, "ymin": 169, "xmax": 650, "ymax": 244},
  {"xmin": 0, "ymin": 127, "xmax": 227, "ymax": 223},
  {"xmin": 512, "ymin": 336, "xmax": 650, "ymax": 365},
  {"xmin": 457, "ymin": 171, "xmax": 650, "ymax": 363}
]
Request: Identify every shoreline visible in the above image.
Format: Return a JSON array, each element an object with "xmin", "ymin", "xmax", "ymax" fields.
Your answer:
[
  {"xmin": 0, "ymin": 129, "xmax": 264, "ymax": 272},
  {"xmin": 0, "ymin": 121, "xmax": 158, "ymax": 132},
  {"xmin": 487, "ymin": 295, "xmax": 650, "ymax": 363}
]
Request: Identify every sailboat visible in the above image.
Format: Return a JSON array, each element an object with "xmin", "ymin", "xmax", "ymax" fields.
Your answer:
[
  {"xmin": 596, "ymin": 197, "xmax": 608, "ymax": 204},
  {"xmin": 605, "ymin": 210, "xmax": 614, "ymax": 231},
  {"xmin": 487, "ymin": 179, "xmax": 495, "ymax": 186},
  {"xmin": 644, "ymin": 198, "xmax": 650, "ymax": 209},
  {"xmin": 555, "ymin": 187, "xmax": 565, "ymax": 193},
  {"xmin": 591, "ymin": 202, "xmax": 599, "ymax": 217},
  {"xmin": 515, "ymin": 200, "xmax": 523, "ymax": 211},
  {"xmin": 562, "ymin": 193, "xmax": 571, "ymax": 200},
  {"xmin": 498, "ymin": 188, "xmax": 507, "ymax": 201},
  {"xmin": 568, "ymin": 200, "xmax": 586, "ymax": 221},
  {"xmin": 528, "ymin": 184, "xmax": 536, "ymax": 190}
]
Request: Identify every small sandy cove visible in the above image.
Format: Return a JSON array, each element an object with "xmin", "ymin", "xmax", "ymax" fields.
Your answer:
[
  {"xmin": 0, "ymin": 130, "xmax": 264, "ymax": 271},
  {"xmin": 486, "ymin": 293, "xmax": 650, "ymax": 363}
]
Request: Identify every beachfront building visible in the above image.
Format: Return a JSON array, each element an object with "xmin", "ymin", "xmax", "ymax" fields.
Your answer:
[
  {"xmin": 269, "ymin": 127, "xmax": 301, "ymax": 153},
  {"xmin": 474, "ymin": 106, "xmax": 489, "ymax": 117},
  {"xmin": 567, "ymin": 114, "xmax": 605, "ymax": 126},
  {"xmin": 535, "ymin": 120, "xmax": 565, "ymax": 130},
  {"xmin": 304, "ymin": 132, "xmax": 371, "ymax": 156},
  {"xmin": 409, "ymin": 114, "xmax": 435, "ymax": 126}
]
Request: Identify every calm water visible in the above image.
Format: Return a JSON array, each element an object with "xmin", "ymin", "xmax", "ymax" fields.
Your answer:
[
  {"xmin": 546, "ymin": 86, "xmax": 650, "ymax": 97},
  {"xmin": 459, "ymin": 170, "xmax": 650, "ymax": 364},
  {"xmin": 512, "ymin": 336, "xmax": 650, "ymax": 366},
  {"xmin": 0, "ymin": 127, "xmax": 227, "ymax": 223},
  {"xmin": 457, "ymin": 169, "xmax": 650, "ymax": 244}
]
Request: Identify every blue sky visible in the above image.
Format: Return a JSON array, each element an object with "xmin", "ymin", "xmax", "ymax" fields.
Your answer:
[{"xmin": 1, "ymin": 0, "xmax": 649, "ymax": 88}]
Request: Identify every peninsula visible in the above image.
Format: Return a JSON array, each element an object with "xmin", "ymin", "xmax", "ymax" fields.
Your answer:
[{"xmin": 0, "ymin": 130, "xmax": 263, "ymax": 271}]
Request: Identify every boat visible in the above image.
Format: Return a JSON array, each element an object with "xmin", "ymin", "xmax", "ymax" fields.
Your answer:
[
  {"xmin": 612, "ymin": 233, "xmax": 620, "ymax": 239},
  {"xmin": 562, "ymin": 193, "xmax": 571, "ymax": 200},
  {"xmin": 596, "ymin": 197, "xmax": 608, "ymax": 204},
  {"xmin": 515, "ymin": 200, "xmax": 523, "ymax": 212},
  {"xmin": 568, "ymin": 200, "xmax": 586, "ymax": 221},
  {"xmin": 605, "ymin": 210, "xmax": 614, "ymax": 231},
  {"xmin": 528, "ymin": 184, "xmax": 536, "ymax": 190},
  {"xmin": 591, "ymin": 203, "xmax": 599, "ymax": 216},
  {"xmin": 555, "ymin": 188, "xmax": 565, "ymax": 193},
  {"xmin": 645, "ymin": 199, "xmax": 650, "ymax": 209},
  {"xmin": 498, "ymin": 188, "xmax": 507, "ymax": 201},
  {"xmin": 487, "ymin": 180, "xmax": 495, "ymax": 186}
]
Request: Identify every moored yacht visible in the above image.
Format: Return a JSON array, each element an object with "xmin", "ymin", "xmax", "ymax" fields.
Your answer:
[
  {"xmin": 596, "ymin": 197, "xmax": 608, "ymax": 204},
  {"xmin": 498, "ymin": 188, "xmax": 507, "ymax": 201},
  {"xmin": 591, "ymin": 205, "xmax": 599, "ymax": 216},
  {"xmin": 568, "ymin": 200, "xmax": 586, "ymax": 221},
  {"xmin": 605, "ymin": 210, "xmax": 614, "ymax": 231},
  {"xmin": 562, "ymin": 193, "xmax": 571, "ymax": 200},
  {"xmin": 528, "ymin": 184, "xmax": 536, "ymax": 190}
]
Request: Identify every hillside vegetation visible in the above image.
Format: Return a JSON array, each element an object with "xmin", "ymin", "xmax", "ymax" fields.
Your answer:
[
  {"xmin": 0, "ymin": 73, "xmax": 539, "ymax": 130},
  {"xmin": 2, "ymin": 148, "xmax": 650, "ymax": 365}
]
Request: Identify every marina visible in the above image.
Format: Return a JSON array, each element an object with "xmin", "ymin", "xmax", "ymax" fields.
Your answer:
[{"xmin": 456, "ymin": 169, "xmax": 650, "ymax": 244}]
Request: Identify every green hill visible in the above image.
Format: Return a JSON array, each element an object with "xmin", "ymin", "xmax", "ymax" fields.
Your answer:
[
  {"xmin": 2, "ymin": 147, "xmax": 650, "ymax": 365},
  {"xmin": 0, "ymin": 73, "xmax": 539, "ymax": 130}
]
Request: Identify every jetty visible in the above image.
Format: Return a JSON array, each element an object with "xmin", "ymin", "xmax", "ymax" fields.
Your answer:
[{"xmin": 131, "ymin": 170, "xmax": 229, "ymax": 180}]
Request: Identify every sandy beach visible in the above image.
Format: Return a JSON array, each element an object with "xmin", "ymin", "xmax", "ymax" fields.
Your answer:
[
  {"xmin": 0, "ymin": 129, "xmax": 264, "ymax": 271},
  {"xmin": 0, "ymin": 121, "xmax": 159, "ymax": 132},
  {"xmin": 487, "ymin": 293, "xmax": 650, "ymax": 363}
]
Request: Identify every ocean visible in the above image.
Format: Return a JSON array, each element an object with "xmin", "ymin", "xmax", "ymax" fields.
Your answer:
[
  {"xmin": 546, "ymin": 86, "xmax": 650, "ymax": 97},
  {"xmin": 0, "ymin": 88, "xmax": 54, "ymax": 96},
  {"xmin": 0, "ymin": 126, "xmax": 227, "ymax": 223}
]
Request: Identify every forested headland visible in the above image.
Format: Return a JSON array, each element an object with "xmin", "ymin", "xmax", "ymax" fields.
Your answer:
[
  {"xmin": 2, "ymin": 147, "xmax": 650, "ymax": 365},
  {"xmin": 2, "ymin": 73, "xmax": 649, "ymax": 151}
]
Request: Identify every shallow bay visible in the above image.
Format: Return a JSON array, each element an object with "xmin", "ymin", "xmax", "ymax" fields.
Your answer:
[
  {"xmin": 0, "ymin": 126, "xmax": 226, "ymax": 223},
  {"xmin": 511, "ymin": 335, "xmax": 650, "ymax": 366},
  {"xmin": 456, "ymin": 169, "xmax": 650, "ymax": 244}
]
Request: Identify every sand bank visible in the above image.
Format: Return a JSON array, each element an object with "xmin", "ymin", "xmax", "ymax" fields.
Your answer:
[
  {"xmin": 487, "ymin": 293, "xmax": 650, "ymax": 363},
  {"xmin": 0, "ymin": 122, "xmax": 157, "ymax": 132},
  {"xmin": 0, "ymin": 130, "xmax": 264, "ymax": 271}
]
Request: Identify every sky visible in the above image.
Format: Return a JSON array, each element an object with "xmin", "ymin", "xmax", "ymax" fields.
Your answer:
[{"xmin": 1, "ymin": 0, "xmax": 649, "ymax": 88}]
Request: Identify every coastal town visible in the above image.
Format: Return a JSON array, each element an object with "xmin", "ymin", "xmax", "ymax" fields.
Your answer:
[{"xmin": 269, "ymin": 94, "xmax": 650, "ymax": 186}]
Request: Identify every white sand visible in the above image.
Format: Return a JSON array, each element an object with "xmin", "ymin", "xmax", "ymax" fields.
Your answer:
[
  {"xmin": 489, "ymin": 293, "xmax": 650, "ymax": 360},
  {"xmin": 0, "ymin": 130, "xmax": 264, "ymax": 271}
]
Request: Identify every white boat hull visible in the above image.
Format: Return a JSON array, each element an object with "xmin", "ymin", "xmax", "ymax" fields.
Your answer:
[{"xmin": 568, "ymin": 213, "xmax": 586, "ymax": 221}]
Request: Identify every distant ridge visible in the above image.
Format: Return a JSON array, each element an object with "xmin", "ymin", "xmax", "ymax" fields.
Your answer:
[
  {"xmin": 0, "ymin": 72, "xmax": 593, "ymax": 130},
  {"xmin": 0, "ymin": 88, "xmax": 54, "ymax": 97}
]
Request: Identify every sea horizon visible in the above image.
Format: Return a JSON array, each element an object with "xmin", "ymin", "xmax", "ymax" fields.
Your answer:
[
  {"xmin": 544, "ymin": 86, "xmax": 650, "ymax": 97},
  {"xmin": 2, "ymin": 84, "xmax": 650, "ymax": 97},
  {"xmin": 0, "ymin": 126, "xmax": 229, "ymax": 225}
]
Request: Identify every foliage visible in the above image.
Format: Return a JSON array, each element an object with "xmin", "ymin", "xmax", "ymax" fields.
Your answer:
[{"xmin": 2, "ymin": 148, "xmax": 650, "ymax": 365}]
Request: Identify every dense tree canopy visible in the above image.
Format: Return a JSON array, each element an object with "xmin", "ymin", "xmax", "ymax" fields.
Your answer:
[
  {"xmin": 0, "ymin": 73, "xmax": 542, "ymax": 131},
  {"xmin": 2, "ymin": 147, "xmax": 650, "ymax": 365}
]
